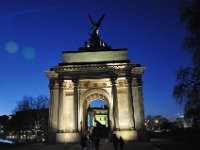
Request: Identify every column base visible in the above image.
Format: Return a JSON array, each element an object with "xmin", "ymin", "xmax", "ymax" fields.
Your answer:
[
  {"xmin": 56, "ymin": 132, "xmax": 80, "ymax": 143},
  {"xmin": 113, "ymin": 130, "xmax": 138, "ymax": 141},
  {"xmin": 47, "ymin": 132, "xmax": 56, "ymax": 143},
  {"xmin": 73, "ymin": 129, "xmax": 79, "ymax": 132},
  {"xmin": 57, "ymin": 130, "xmax": 64, "ymax": 133}
]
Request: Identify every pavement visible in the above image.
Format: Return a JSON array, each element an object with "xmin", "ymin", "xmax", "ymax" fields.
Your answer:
[
  {"xmin": 0, "ymin": 139, "xmax": 158, "ymax": 150},
  {"xmin": 3, "ymin": 138, "xmax": 200, "ymax": 150}
]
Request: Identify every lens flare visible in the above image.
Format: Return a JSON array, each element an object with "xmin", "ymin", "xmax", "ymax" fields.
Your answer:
[
  {"xmin": 23, "ymin": 47, "xmax": 36, "ymax": 60},
  {"xmin": 4, "ymin": 41, "xmax": 19, "ymax": 53}
]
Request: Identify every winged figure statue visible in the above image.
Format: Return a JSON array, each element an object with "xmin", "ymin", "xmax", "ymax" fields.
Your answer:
[{"xmin": 88, "ymin": 14, "xmax": 105, "ymax": 35}]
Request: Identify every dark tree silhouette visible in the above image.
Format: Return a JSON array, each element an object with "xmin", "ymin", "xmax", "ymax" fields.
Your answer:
[
  {"xmin": 14, "ymin": 95, "xmax": 48, "ymax": 112},
  {"xmin": 11, "ymin": 95, "xmax": 49, "ymax": 142},
  {"xmin": 173, "ymin": 0, "xmax": 200, "ymax": 120},
  {"xmin": 145, "ymin": 115, "xmax": 170, "ymax": 131}
]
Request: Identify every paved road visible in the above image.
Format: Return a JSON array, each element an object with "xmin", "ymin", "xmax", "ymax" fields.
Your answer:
[
  {"xmin": 1, "ymin": 138, "xmax": 200, "ymax": 150},
  {"xmin": 150, "ymin": 138, "xmax": 200, "ymax": 150},
  {"xmin": 0, "ymin": 140, "xmax": 157, "ymax": 150}
]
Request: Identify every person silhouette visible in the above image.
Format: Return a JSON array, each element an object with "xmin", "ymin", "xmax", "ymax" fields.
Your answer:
[
  {"xmin": 93, "ymin": 135, "xmax": 100, "ymax": 150},
  {"xmin": 112, "ymin": 134, "xmax": 119, "ymax": 150},
  {"xmin": 119, "ymin": 136, "xmax": 125, "ymax": 150},
  {"xmin": 81, "ymin": 135, "xmax": 87, "ymax": 150}
]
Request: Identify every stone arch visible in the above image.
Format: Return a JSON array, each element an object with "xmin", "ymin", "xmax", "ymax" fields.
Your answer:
[
  {"xmin": 81, "ymin": 88, "xmax": 110, "ymax": 104},
  {"xmin": 80, "ymin": 89, "xmax": 111, "ymax": 131}
]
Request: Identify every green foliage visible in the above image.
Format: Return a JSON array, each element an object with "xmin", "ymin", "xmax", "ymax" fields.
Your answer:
[{"xmin": 173, "ymin": 0, "xmax": 200, "ymax": 119}]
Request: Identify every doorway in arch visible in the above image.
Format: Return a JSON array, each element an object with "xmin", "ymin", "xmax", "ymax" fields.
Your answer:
[{"xmin": 86, "ymin": 99, "xmax": 110, "ymax": 138}]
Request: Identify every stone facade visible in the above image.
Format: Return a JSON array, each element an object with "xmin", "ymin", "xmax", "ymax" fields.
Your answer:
[{"xmin": 45, "ymin": 48, "xmax": 146, "ymax": 143}]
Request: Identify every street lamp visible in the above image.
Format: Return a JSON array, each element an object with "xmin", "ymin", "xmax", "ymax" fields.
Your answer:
[{"xmin": 155, "ymin": 119, "xmax": 160, "ymax": 130}]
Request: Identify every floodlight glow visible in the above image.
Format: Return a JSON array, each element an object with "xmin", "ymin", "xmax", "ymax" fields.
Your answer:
[
  {"xmin": 0, "ymin": 138, "xmax": 14, "ymax": 144},
  {"xmin": 4, "ymin": 41, "xmax": 19, "ymax": 53},
  {"xmin": 23, "ymin": 47, "xmax": 36, "ymax": 60}
]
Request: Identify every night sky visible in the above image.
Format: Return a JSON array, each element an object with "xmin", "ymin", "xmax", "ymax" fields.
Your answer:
[{"xmin": 0, "ymin": 0, "xmax": 191, "ymax": 121}]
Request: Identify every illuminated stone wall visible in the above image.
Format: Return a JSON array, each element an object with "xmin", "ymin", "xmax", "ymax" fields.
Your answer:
[
  {"xmin": 62, "ymin": 49, "xmax": 128, "ymax": 63},
  {"xmin": 45, "ymin": 49, "xmax": 146, "ymax": 143}
]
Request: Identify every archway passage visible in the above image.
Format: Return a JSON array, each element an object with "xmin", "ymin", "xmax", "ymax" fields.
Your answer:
[{"xmin": 86, "ymin": 99, "xmax": 110, "ymax": 138}]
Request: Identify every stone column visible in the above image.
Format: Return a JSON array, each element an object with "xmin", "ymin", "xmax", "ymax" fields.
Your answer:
[
  {"xmin": 132, "ymin": 77, "xmax": 145, "ymax": 129},
  {"xmin": 49, "ymin": 79, "xmax": 59, "ymax": 133},
  {"xmin": 72, "ymin": 78, "xmax": 79, "ymax": 132},
  {"xmin": 137, "ymin": 78, "xmax": 145, "ymax": 128},
  {"xmin": 111, "ymin": 77, "xmax": 119, "ymax": 130},
  {"xmin": 49, "ymin": 79, "xmax": 54, "ymax": 131},
  {"xmin": 57, "ymin": 79, "xmax": 64, "ymax": 132},
  {"xmin": 127, "ymin": 77, "xmax": 136, "ymax": 129},
  {"xmin": 109, "ymin": 104, "xmax": 114, "ymax": 131}
]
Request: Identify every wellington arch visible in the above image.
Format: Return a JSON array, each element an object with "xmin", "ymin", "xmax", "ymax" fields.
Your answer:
[{"xmin": 45, "ymin": 16, "xmax": 147, "ymax": 143}]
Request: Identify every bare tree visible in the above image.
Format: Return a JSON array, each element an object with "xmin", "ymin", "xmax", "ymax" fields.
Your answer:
[
  {"xmin": 12, "ymin": 95, "xmax": 49, "ymax": 142},
  {"xmin": 173, "ymin": 0, "xmax": 200, "ymax": 121}
]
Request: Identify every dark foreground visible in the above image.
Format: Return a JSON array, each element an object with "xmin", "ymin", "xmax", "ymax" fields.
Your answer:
[
  {"xmin": 1, "ymin": 139, "xmax": 200, "ymax": 150},
  {"xmin": 1, "ymin": 130, "xmax": 200, "ymax": 150}
]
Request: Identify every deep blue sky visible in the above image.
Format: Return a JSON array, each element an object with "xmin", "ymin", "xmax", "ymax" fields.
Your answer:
[{"xmin": 0, "ymin": 0, "xmax": 191, "ymax": 121}]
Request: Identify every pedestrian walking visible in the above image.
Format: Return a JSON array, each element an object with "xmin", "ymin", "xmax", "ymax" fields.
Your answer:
[
  {"xmin": 112, "ymin": 134, "xmax": 119, "ymax": 150},
  {"xmin": 119, "ymin": 136, "xmax": 125, "ymax": 150},
  {"xmin": 93, "ymin": 135, "xmax": 100, "ymax": 150},
  {"xmin": 81, "ymin": 135, "xmax": 87, "ymax": 150}
]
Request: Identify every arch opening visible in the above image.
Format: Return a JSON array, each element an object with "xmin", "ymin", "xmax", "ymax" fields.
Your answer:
[
  {"xmin": 86, "ymin": 99, "xmax": 110, "ymax": 138},
  {"xmin": 87, "ymin": 99, "xmax": 109, "ymax": 129},
  {"xmin": 82, "ymin": 91, "xmax": 111, "ymax": 138}
]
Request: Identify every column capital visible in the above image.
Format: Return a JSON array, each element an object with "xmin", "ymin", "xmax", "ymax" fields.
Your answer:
[
  {"xmin": 137, "ymin": 82, "xmax": 143, "ymax": 86},
  {"xmin": 126, "ymin": 76, "xmax": 133, "ymax": 84},
  {"xmin": 72, "ymin": 77, "xmax": 79, "ymax": 87},
  {"xmin": 58, "ymin": 79, "xmax": 64, "ymax": 85},
  {"xmin": 49, "ymin": 79, "xmax": 58, "ymax": 90},
  {"xmin": 137, "ymin": 76, "xmax": 143, "ymax": 86},
  {"xmin": 110, "ymin": 76, "xmax": 117, "ymax": 85},
  {"xmin": 58, "ymin": 79, "xmax": 67, "ymax": 90}
]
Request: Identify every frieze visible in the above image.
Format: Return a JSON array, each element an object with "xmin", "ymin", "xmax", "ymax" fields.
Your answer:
[
  {"xmin": 66, "ymin": 81, "xmax": 73, "ymax": 89},
  {"xmin": 57, "ymin": 80, "xmax": 67, "ymax": 90},
  {"xmin": 84, "ymin": 82, "xmax": 90, "ymax": 88},
  {"xmin": 103, "ymin": 83, "xmax": 107, "ymax": 88},
  {"xmin": 51, "ymin": 63, "xmax": 135, "ymax": 73},
  {"xmin": 79, "ymin": 81, "xmax": 108, "ymax": 88},
  {"xmin": 118, "ymin": 79, "xmax": 127, "ymax": 87},
  {"xmin": 118, "ymin": 81, "xmax": 124, "ymax": 87}
]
